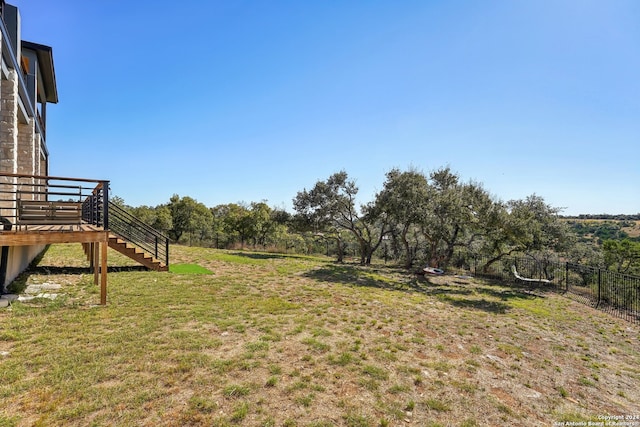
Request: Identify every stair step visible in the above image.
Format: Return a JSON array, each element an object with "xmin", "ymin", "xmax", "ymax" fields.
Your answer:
[{"xmin": 107, "ymin": 234, "xmax": 167, "ymax": 272}]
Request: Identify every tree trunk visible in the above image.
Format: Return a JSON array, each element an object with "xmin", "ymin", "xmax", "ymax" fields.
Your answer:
[
  {"xmin": 360, "ymin": 241, "xmax": 375, "ymax": 265},
  {"xmin": 366, "ymin": 252, "xmax": 373, "ymax": 265},
  {"xmin": 336, "ymin": 238, "xmax": 344, "ymax": 263},
  {"xmin": 440, "ymin": 226, "xmax": 459, "ymax": 268},
  {"xmin": 482, "ymin": 250, "xmax": 515, "ymax": 274},
  {"xmin": 401, "ymin": 227, "xmax": 412, "ymax": 269},
  {"xmin": 360, "ymin": 243, "xmax": 367, "ymax": 265}
]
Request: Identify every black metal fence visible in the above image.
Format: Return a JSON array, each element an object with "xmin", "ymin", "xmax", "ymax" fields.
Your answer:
[{"xmin": 454, "ymin": 253, "xmax": 640, "ymax": 324}]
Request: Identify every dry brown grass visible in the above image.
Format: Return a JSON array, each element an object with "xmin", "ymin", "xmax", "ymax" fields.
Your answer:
[
  {"xmin": 622, "ymin": 221, "xmax": 640, "ymax": 238},
  {"xmin": 0, "ymin": 244, "xmax": 639, "ymax": 426}
]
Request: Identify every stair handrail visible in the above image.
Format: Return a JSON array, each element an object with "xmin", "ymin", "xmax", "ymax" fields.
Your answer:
[{"xmin": 107, "ymin": 202, "xmax": 169, "ymax": 266}]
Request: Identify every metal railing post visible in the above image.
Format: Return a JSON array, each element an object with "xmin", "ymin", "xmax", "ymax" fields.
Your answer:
[{"xmin": 102, "ymin": 181, "xmax": 109, "ymax": 230}]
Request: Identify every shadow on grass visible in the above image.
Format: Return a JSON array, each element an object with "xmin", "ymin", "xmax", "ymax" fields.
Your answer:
[
  {"xmin": 28, "ymin": 265, "xmax": 149, "ymax": 275},
  {"xmin": 408, "ymin": 279, "xmax": 474, "ymax": 296},
  {"xmin": 475, "ymin": 282, "xmax": 547, "ymax": 299},
  {"xmin": 305, "ymin": 263, "xmax": 543, "ymax": 315},
  {"xmin": 230, "ymin": 252, "xmax": 288, "ymax": 260},
  {"xmin": 304, "ymin": 264, "xmax": 408, "ymax": 292},
  {"xmin": 228, "ymin": 251, "xmax": 324, "ymax": 262},
  {"xmin": 437, "ymin": 294, "xmax": 511, "ymax": 314},
  {"xmin": 7, "ymin": 265, "xmax": 148, "ymax": 294}
]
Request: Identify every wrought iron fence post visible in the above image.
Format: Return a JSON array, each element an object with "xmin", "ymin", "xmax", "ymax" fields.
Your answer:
[
  {"xmin": 596, "ymin": 268, "xmax": 602, "ymax": 308},
  {"xmin": 565, "ymin": 262, "xmax": 569, "ymax": 292}
]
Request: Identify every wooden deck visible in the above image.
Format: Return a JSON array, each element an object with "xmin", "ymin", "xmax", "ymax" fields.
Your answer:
[
  {"xmin": 0, "ymin": 224, "xmax": 108, "ymax": 245},
  {"xmin": 0, "ymin": 224, "xmax": 110, "ymax": 305},
  {"xmin": 12, "ymin": 224, "xmax": 101, "ymax": 232}
]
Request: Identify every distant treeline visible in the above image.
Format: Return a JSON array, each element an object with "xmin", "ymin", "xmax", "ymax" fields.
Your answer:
[
  {"xmin": 562, "ymin": 214, "xmax": 640, "ymax": 220},
  {"xmin": 116, "ymin": 166, "xmax": 640, "ymax": 275}
]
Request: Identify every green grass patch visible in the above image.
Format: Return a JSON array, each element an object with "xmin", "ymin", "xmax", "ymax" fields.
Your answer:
[
  {"xmin": 301, "ymin": 338, "xmax": 331, "ymax": 353},
  {"xmin": 361, "ymin": 364, "xmax": 389, "ymax": 380},
  {"xmin": 169, "ymin": 263, "xmax": 213, "ymax": 274},
  {"xmin": 223, "ymin": 384, "xmax": 252, "ymax": 398},
  {"xmin": 508, "ymin": 296, "xmax": 571, "ymax": 321},
  {"xmin": 424, "ymin": 398, "xmax": 451, "ymax": 412}
]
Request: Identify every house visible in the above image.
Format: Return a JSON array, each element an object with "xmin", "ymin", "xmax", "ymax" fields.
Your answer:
[{"xmin": 0, "ymin": 2, "xmax": 168, "ymax": 304}]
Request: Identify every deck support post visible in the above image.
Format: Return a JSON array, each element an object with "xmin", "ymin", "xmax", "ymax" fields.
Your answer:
[
  {"xmin": 93, "ymin": 242, "xmax": 99, "ymax": 286},
  {"xmin": 100, "ymin": 240, "xmax": 107, "ymax": 305},
  {"xmin": 87, "ymin": 243, "xmax": 94, "ymax": 270}
]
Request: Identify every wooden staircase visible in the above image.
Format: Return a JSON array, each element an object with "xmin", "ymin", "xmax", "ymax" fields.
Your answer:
[
  {"xmin": 100, "ymin": 202, "xmax": 170, "ymax": 272},
  {"xmin": 82, "ymin": 234, "xmax": 168, "ymax": 272},
  {"xmin": 108, "ymin": 234, "xmax": 168, "ymax": 271}
]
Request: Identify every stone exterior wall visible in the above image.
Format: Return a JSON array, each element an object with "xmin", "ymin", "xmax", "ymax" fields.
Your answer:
[
  {"xmin": 0, "ymin": 69, "xmax": 18, "ymax": 175},
  {"xmin": 17, "ymin": 121, "xmax": 35, "ymax": 176},
  {"xmin": 0, "ymin": 68, "xmax": 18, "ymax": 217},
  {"xmin": 16, "ymin": 120, "xmax": 36, "ymax": 199}
]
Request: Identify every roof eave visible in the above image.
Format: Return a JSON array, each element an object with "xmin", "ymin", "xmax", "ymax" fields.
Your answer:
[{"xmin": 21, "ymin": 40, "xmax": 58, "ymax": 104}]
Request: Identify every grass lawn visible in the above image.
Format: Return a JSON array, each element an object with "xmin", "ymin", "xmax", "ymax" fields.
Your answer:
[
  {"xmin": 169, "ymin": 263, "xmax": 214, "ymax": 275},
  {"xmin": 1, "ymin": 244, "xmax": 639, "ymax": 426}
]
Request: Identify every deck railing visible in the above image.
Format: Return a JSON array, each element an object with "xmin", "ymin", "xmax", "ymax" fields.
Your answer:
[
  {"xmin": 0, "ymin": 172, "xmax": 169, "ymax": 266},
  {"xmin": 0, "ymin": 172, "xmax": 107, "ymax": 227}
]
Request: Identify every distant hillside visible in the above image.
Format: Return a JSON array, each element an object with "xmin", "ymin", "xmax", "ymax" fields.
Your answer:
[{"xmin": 562, "ymin": 217, "xmax": 640, "ymax": 243}]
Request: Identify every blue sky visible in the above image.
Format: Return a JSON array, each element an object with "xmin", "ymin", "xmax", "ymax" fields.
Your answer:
[{"xmin": 13, "ymin": 1, "xmax": 640, "ymax": 215}]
